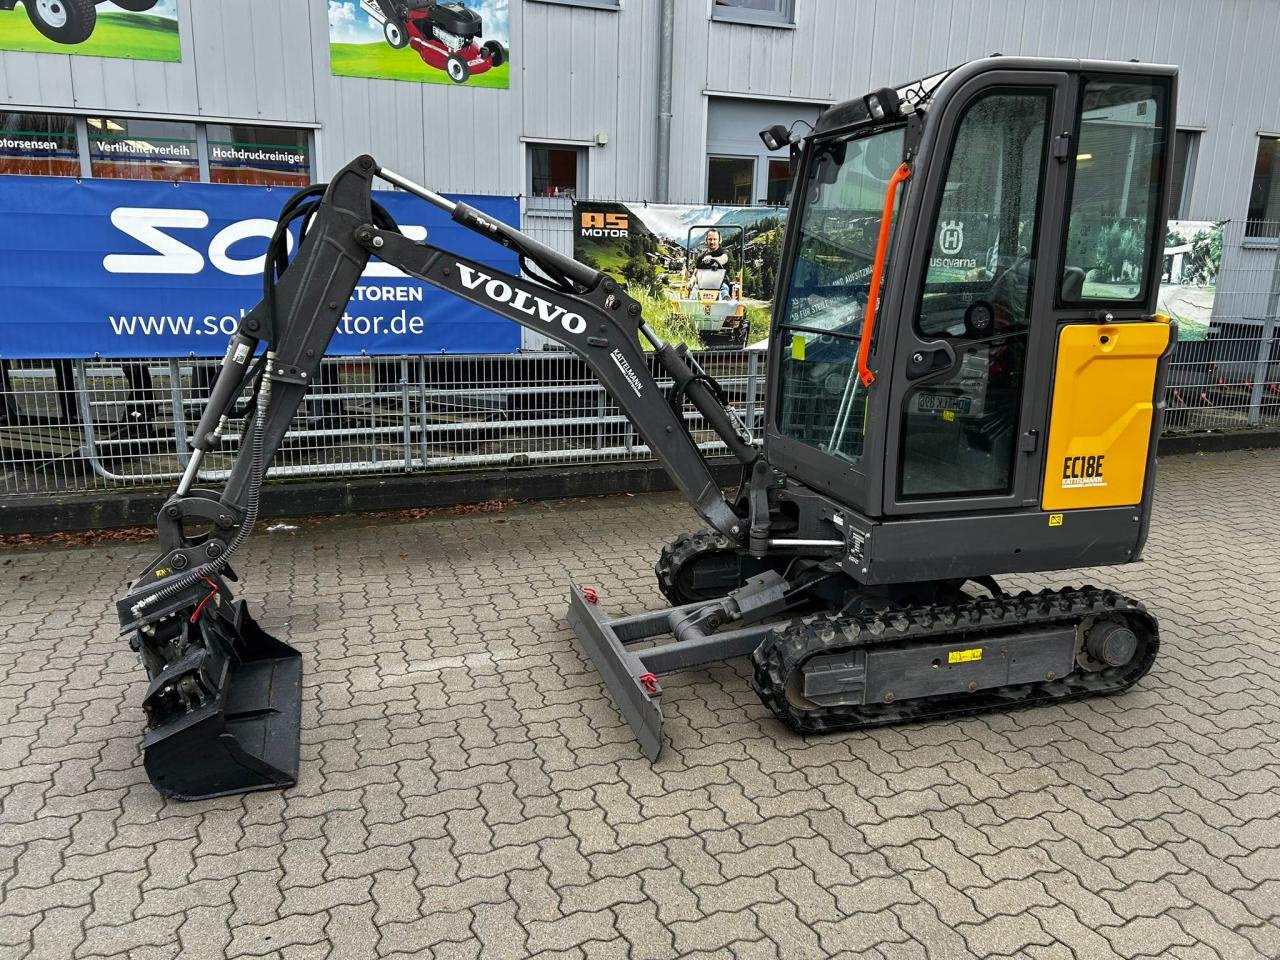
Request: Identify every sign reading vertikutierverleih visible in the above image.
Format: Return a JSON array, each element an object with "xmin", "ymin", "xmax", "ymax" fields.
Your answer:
[
  {"xmin": 0, "ymin": 0, "xmax": 180, "ymax": 61},
  {"xmin": 572, "ymin": 200, "xmax": 786, "ymax": 349},
  {"xmin": 329, "ymin": 0, "xmax": 510, "ymax": 88},
  {"xmin": 0, "ymin": 175, "xmax": 521, "ymax": 359}
]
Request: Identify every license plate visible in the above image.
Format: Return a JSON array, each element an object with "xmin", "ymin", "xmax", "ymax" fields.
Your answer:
[{"xmin": 917, "ymin": 394, "xmax": 971, "ymax": 414}]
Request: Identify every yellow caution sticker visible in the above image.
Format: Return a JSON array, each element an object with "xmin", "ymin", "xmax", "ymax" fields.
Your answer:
[
  {"xmin": 948, "ymin": 647, "xmax": 983, "ymax": 664},
  {"xmin": 791, "ymin": 334, "xmax": 805, "ymax": 361},
  {"xmin": 155, "ymin": 567, "xmax": 171, "ymax": 578},
  {"xmin": 942, "ymin": 409, "xmax": 956, "ymax": 422},
  {"xmin": 1048, "ymin": 513, "xmax": 1064, "ymax": 527}
]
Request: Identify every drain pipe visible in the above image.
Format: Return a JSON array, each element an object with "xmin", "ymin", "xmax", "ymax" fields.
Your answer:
[{"xmin": 655, "ymin": 0, "xmax": 675, "ymax": 201}]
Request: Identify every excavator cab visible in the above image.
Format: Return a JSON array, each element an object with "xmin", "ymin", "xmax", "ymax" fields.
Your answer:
[
  {"xmin": 117, "ymin": 57, "xmax": 1179, "ymax": 796},
  {"xmin": 767, "ymin": 61, "xmax": 1176, "ymax": 577}
]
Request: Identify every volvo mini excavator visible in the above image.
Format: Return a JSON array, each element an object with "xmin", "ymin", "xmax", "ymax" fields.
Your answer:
[{"xmin": 117, "ymin": 56, "xmax": 1179, "ymax": 799}]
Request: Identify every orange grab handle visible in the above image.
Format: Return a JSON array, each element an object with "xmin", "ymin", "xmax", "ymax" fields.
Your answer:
[{"xmin": 857, "ymin": 162, "xmax": 912, "ymax": 388}]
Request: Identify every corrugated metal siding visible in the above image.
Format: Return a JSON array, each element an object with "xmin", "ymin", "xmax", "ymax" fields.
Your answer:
[
  {"xmin": 0, "ymin": 0, "xmax": 316, "ymax": 121},
  {"xmin": 0, "ymin": 0, "xmax": 1275, "ymax": 219}
]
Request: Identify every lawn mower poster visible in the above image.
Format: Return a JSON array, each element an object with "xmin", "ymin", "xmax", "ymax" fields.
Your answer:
[
  {"xmin": 573, "ymin": 200, "xmax": 784, "ymax": 350},
  {"xmin": 328, "ymin": 0, "xmax": 509, "ymax": 88},
  {"xmin": 0, "ymin": 0, "xmax": 179, "ymax": 61}
]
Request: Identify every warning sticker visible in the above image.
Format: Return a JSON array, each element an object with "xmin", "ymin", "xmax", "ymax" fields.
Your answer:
[{"xmin": 948, "ymin": 648, "xmax": 983, "ymax": 664}]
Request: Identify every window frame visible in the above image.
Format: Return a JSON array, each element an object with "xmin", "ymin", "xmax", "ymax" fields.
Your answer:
[
  {"xmin": 0, "ymin": 108, "xmax": 316, "ymax": 185},
  {"xmin": 528, "ymin": 0, "xmax": 620, "ymax": 9},
  {"xmin": 711, "ymin": 0, "xmax": 796, "ymax": 28},
  {"xmin": 1055, "ymin": 73, "xmax": 1174, "ymax": 309},
  {"xmin": 911, "ymin": 86, "xmax": 1055, "ymax": 342},
  {"xmin": 0, "ymin": 110, "xmax": 81, "ymax": 178},
  {"xmin": 526, "ymin": 141, "xmax": 587, "ymax": 199},
  {"xmin": 705, "ymin": 153, "xmax": 757, "ymax": 205},
  {"xmin": 86, "ymin": 115, "xmax": 202, "ymax": 183},
  {"xmin": 1170, "ymin": 128, "xmax": 1200, "ymax": 220},
  {"xmin": 1246, "ymin": 133, "xmax": 1280, "ymax": 241}
]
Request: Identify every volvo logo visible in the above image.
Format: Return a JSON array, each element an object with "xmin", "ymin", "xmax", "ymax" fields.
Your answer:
[{"xmin": 455, "ymin": 263, "xmax": 587, "ymax": 335}]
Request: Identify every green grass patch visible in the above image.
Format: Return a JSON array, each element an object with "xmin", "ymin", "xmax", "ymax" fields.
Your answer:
[
  {"xmin": 0, "ymin": 11, "xmax": 179, "ymax": 61},
  {"xmin": 630, "ymin": 286, "xmax": 773, "ymax": 351},
  {"xmin": 330, "ymin": 41, "xmax": 509, "ymax": 87}
]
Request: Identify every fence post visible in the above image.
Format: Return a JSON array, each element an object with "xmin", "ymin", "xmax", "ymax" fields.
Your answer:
[
  {"xmin": 168, "ymin": 358, "xmax": 191, "ymax": 469},
  {"xmin": 401, "ymin": 357, "xmax": 412, "ymax": 472},
  {"xmin": 745, "ymin": 349, "xmax": 759, "ymax": 439},
  {"xmin": 417, "ymin": 357, "xmax": 430, "ymax": 469},
  {"xmin": 1248, "ymin": 239, "xmax": 1280, "ymax": 426}
]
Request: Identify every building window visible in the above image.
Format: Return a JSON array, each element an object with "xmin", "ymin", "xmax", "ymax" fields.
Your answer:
[
  {"xmin": 528, "ymin": 143, "xmax": 583, "ymax": 198},
  {"xmin": 0, "ymin": 111, "xmax": 79, "ymax": 176},
  {"xmin": 1247, "ymin": 135, "xmax": 1280, "ymax": 239},
  {"xmin": 765, "ymin": 158, "xmax": 791, "ymax": 205},
  {"xmin": 707, "ymin": 156, "xmax": 754, "ymax": 204},
  {"xmin": 87, "ymin": 116, "xmax": 199, "ymax": 182},
  {"xmin": 1169, "ymin": 130, "xmax": 1198, "ymax": 219},
  {"xmin": 207, "ymin": 124, "xmax": 311, "ymax": 187},
  {"xmin": 712, "ymin": 0, "xmax": 795, "ymax": 26},
  {"xmin": 529, "ymin": 0, "xmax": 619, "ymax": 8}
]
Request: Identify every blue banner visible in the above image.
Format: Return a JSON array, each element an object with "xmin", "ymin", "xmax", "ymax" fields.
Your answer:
[{"xmin": 0, "ymin": 175, "xmax": 521, "ymax": 359}]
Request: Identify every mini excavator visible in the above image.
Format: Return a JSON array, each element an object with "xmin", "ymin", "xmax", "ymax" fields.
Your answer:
[{"xmin": 117, "ymin": 57, "xmax": 1179, "ymax": 798}]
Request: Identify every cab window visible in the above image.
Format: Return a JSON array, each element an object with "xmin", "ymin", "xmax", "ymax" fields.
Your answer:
[{"xmin": 1060, "ymin": 78, "xmax": 1169, "ymax": 302}]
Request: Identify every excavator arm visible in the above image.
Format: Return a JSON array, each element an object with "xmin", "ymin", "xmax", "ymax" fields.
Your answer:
[{"xmin": 115, "ymin": 155, "xmax": 755, "ymax": 798}]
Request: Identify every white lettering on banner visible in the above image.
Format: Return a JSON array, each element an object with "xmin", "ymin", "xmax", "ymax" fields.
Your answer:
[
  {"xmin": 455, "ymin": 263, "xmax": 586, "ymax": 335},
  {"xmin": 208, "ymin": 218, "xmax": 291, "ymax": 276},
  {"xmin": 364, "ymin": 225, "xmax": 428, "ymax": 277},
  {"xmin": 101, "ymin": 209, "xmax": 432, "ymax": 280},
  {"xmin": 103, "ymin": 208, "xmax": 209, "ymax": 275}
]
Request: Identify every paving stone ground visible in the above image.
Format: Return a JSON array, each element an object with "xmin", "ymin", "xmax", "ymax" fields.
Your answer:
[{"xmin": 1, "ymin": 447, "xmax": 1279, "ymax": 960}]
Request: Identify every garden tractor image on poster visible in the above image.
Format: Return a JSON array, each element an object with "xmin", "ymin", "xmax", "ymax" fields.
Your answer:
[
  {"xmin": 362, "ymin": 0, "xmax": 504, "ymax": 83},
  {"xmin": 672, "ymin": 225, "xmax": 750, "ymax": 347},
  {"xmin": 2, "ymin": 0, "xmax": 157, "ymax": 45},
  {"xmin": 116, "ymin": 57, "xmax": 1180, "ymax": 799}
]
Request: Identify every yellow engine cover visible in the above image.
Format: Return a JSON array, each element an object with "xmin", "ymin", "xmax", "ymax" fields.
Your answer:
[{"xmin": 1041, "ymin": 320, "xmax": 1172, "ymax": 511}]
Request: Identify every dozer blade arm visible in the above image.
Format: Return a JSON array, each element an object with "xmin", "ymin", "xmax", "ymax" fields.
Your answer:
[{"xmin": 115, "ymin": 155, "xmax": 753, "ymax": 799}]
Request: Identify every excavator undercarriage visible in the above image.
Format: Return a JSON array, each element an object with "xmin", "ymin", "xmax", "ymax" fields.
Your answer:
[{"xmin": 117, "ymin": 55, "xmax": 1179, "ymax": 798}]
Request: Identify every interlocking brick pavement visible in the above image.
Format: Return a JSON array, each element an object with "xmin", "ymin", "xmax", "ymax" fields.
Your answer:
[{"xmin": 2, "ymin": 447, "xmax": 1279, "ymax": 959}]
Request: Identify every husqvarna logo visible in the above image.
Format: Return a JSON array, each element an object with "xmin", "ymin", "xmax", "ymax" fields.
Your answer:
[
  {"xmin": 939, "ymin": 219, "xmax": 964, "ymax": 255},
  {"xmin": 455, "ymin": 263, "xmax": 587, "ymax": 335}
]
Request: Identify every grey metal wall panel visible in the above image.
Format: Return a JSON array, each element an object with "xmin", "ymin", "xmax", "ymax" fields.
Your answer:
[
  {"xmin": 0, "ymin": 0, "xmax": 314, "ymax": 121},
  {"xmin": 0, "ymin": 0, "xmax": 1275, "ymax": 227}
]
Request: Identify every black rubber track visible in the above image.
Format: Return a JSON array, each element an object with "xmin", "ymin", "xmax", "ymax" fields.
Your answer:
[
  {"xmin": 654, "ymin": 531, "xmax": 737, "ymax": 605},
  {"xmin": 751, "ymin": 586, "xmax": 1159, "ymax": 734}
]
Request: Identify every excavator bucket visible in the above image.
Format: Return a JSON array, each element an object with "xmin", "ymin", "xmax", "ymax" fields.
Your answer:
[{"xmin": 129, "ymin": 587, "xmax": 302, "ymax": 800}]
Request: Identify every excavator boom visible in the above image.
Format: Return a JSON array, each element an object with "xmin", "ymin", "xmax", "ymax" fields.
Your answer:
[{"xmin": 117, "ymin": 155, "xmax": 756, "ymax": 798}]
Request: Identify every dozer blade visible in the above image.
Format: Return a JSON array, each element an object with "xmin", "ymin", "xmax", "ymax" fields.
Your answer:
[{"xmin": 131, "ymin": 588, "xmax": 301, "ymax": 800}]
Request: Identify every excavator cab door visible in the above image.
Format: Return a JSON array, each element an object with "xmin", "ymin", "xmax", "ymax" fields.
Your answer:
[
  {"xmin": 882, "ymin": 70, "xmax": 1074, "ymax": 513},
  {"xmin": 881, "ymin": 68, "xmax": 1174, "ymax": 517}
]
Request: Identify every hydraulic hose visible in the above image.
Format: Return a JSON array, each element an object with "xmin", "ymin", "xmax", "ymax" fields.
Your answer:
[{"xmin": 130, "ymin": 356, "xmax": 275, "ymax": 620}]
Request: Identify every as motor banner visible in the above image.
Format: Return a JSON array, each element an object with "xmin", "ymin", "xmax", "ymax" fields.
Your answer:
[
  {"xmin": 0, "ymin": 175, "xmax": 521, "ymax": 359},
  {"xmin": 573, "ymin": 199, "xmax": 786, "ymax": 350}
]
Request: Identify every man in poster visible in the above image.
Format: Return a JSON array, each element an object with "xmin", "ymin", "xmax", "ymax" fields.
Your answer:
[{"xmin": 691, "ymin": 228, "xmax": 732, "ymax": 299}]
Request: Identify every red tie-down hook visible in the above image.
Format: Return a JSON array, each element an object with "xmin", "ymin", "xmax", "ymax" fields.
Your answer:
[
  {"xmin": 638, "ymin": 673, "xmax": 660, "ymax": 696},
  {"xmin": 582, "ymin": 586, "xmax": 599, "ymax": 604}
]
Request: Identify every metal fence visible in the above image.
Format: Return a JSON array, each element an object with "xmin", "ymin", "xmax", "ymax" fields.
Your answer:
[
  {"xmin": 3, "ymin": 218, "xmax": 1279, "ymax": 500},
  {"xmin": 0, "ymin": 350, "xmax": 765, "ymax": 497}
]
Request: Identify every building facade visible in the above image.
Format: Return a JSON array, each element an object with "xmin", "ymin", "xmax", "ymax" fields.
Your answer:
[{"xmin": 2, "ymin": 0, "xmax": 1279, "ymax": 325}]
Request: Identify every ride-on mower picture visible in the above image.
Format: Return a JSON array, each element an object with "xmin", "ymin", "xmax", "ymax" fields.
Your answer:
[
  {"xmin": 672, "ymin": 225, "xmax": 750, "ymax": 347},
  {"xmin": 2, "ymin": 0, "xmax": 157, "ymax": 45},
  {"xmin": 361, "ymin": 0, "xmax": 504, "ymax": 84}
]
